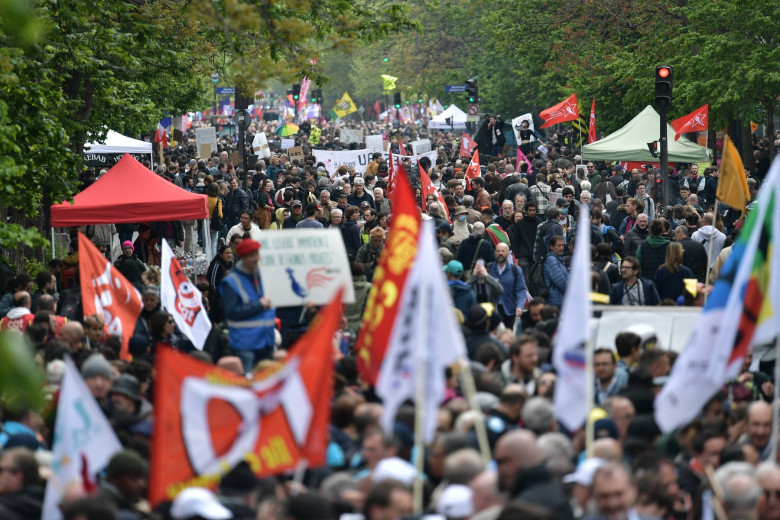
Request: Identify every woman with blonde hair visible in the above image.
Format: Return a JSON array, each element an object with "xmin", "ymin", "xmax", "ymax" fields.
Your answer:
[{"xmin": 654, "ymin": 242, "xmax": 694, "ymax": 301}]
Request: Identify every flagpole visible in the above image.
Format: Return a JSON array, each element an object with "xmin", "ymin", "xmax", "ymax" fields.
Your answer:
[
  {"xmin": 413, "ymin": 356, "xmax": 426, "ymax": 515},
  {"xmin": 770, "ymin": 337, "xmax": 780, "ymax": 463},
  {"xmin": 704, "ymin": 199, "xmax": 719, "ymax": 302},
  {"xmin": 291, "ymin": 458, "xmax": 308, "ymax": 496},
  {"xmin": 585, "ymin": 340, "xmax": 595, "ymax": 458},
  {"xmin": 459, "ymin": 361, "xmax": 492, "ymax": 465}
]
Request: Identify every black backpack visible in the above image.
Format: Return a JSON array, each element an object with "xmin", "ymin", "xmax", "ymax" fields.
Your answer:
[
  {"xmin": 210, "ymin": 198, "xmax": 224, "ymax": 231},
  {"xmin": 534, "ymin": 221, "xmax": 562, "ymax": 263},
  {"xmin": 527, "ymin": 260, "xmax": 550, "ymax": 300}
]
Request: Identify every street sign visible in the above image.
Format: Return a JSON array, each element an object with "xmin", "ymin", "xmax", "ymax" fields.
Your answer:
[
  {"xmin": 445, "ymin": 85, "xmax": 466, "ymax": 93},
  {"xmin": 467, "ymin": 115, "xmax": 480, "ymax": 122},
  {"xmin": 467, "ymin": 104, "xmax": 479, "ymax": 115},
  {"xmin": 216, "ymin": 87, "xmax": 235, "ymax": 94}
]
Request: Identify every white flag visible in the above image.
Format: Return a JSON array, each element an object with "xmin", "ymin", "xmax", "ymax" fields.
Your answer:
[
  {"xmin": 42, "ymin": 357, "xmax": 122, "ymax": 520},
  {"xmin": 161, "ymin": 240, "xmax": 212, "ymax": 350},
  {"xmin": 655, "ymin": 157, "xmax": 780, "ymax": 433},
  {"xmin": 553, "ymin": 206, "xmax": 592, "ymax": 432},
  {"xmin": 512, "ymin": 113, "xmax": 536, "ymax": 143},
  {"xmin": 376, "ymin": 220, "xmax": 467, "ymax": 442}
]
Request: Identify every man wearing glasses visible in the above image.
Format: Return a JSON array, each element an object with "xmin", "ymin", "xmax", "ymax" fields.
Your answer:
[{"xmin": 609, "ymin": 256, "xmax": 660, "ymax": 306}]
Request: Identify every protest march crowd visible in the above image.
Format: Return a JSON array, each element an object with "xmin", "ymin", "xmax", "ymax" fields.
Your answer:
[{"xmin": 0, "ymin": 104, "xmax": 779, "ymax": 520}]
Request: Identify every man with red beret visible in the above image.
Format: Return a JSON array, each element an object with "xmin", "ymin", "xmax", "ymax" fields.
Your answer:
[{"xmin": 219, "ymin": 238, "xmax": 276, "ymax": 373}]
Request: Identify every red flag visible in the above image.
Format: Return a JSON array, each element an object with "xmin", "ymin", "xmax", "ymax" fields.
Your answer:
[
  {"xmin": 539, "ymin": 94, "xmax": 579, "ymax": 129},
  {"xmin": 464, "ymin": 149, "xmax": 481, "ymax": 191},
  {"xmin": 420, "ymin": 166, "xmax": 449, "ymax": 219},
  {"xmin": 588, "ymin": 98, "xmax": 597, "ymax": 144},
  {"xmin": 374, "ymin": 100, "xmax": 381, "ymax": 119},
  {"xmin": 397, "ymin": 138, "xmax": 407, "ymax": 156},
  {"xmin": 671, "ymin": 104, "xmax": 709, "ymax": 141},
  {"xmin": 149, "ymin": 290, "xmax": 341, "ymax": 506},
  {"xmin": 459, "ymin": 132, "xmax": 477, "ymax": 158},
  {"xmin": 355, "ymin": 165, "xmax": 420, "ymax": 385},
  {"xmin": 78, "ymin": 233, "xmax": 142, "ymax": 361},
  {"xmin": 386, "ymin": 150, "xmax": 396, "ymax": 198}
]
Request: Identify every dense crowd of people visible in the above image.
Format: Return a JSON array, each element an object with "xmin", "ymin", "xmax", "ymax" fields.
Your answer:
[{"xmin": 0, "ymin": 113, "xmax": 778, "ymax": 520}]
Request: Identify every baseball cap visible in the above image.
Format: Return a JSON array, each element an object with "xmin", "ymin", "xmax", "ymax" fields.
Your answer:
[
  {"xmin": 443, "ymin": 260, "xmax": 464, "ymax": 276},
  {"xmin": 437, "ymin": 484, "xmax": 474, "ymax": 518},
  {"xmin": 292, "ymin": 199, "xmax": 303, "ymax": 207},
  {"xmin": 170, "ymin": 487, "xmax": 232, "ymax": 520},
  {"xmin": 360, "ymin": 201, "xmax": 371, "ymax": 208},
  {"xmin": 235, "ymin": 239, "xmax": 261, "ymax": 257},
  {"xmin": 562, "ymin": 458, "xmax": 606, "ymax": 486}
]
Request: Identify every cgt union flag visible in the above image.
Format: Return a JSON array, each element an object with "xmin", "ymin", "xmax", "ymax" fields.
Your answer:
[
  {"xmin": 149, "ymin": 290, "xmax": 341, "ymax": 506},
  {"xmin": 161, "ymin": 241, "xmax": 212, "ymax": 350},
  {"xmin": 464, "ymin": 149, "xmax": 481, "ymax": 191},
  {"xmin": 356, "ymin": 163, "xmax": 420, "ymax": 385},
  {"xmin": 540, "ymin": 94, "xmax": 579, "ymax": 129},
  {"xmin": 420, "ymin": 165, "xmax": 449, "ymax": 219},
  {"xmin": 79, "ymin": 233, "xmax": 142, "ymax": 361},
  {"xmin": 460, "ymin": 132, "xmax": 478, "ymax": 158}
]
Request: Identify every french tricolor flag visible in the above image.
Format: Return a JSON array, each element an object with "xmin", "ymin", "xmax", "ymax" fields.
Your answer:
[{"xmin": 154, "ymin": 116, "xmax": 172, "ymax": 148}]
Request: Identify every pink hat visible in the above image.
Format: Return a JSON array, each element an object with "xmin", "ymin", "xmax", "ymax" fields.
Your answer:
[{"xmin": 122, "ymin": 241, "xmax": 134, "ymax": 251}]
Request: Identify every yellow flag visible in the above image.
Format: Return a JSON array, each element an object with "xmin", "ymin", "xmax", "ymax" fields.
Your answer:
[
  {"xmin": 381, "ymin": 74, "xmax": 397, "ymax": 92},
  {"xmin": 717, "ymin": 135, "xmax": 751, "ymax": 213},
  {"xmin": 332, "ymin": 92, "xmax": 357, "ymax": 118}
]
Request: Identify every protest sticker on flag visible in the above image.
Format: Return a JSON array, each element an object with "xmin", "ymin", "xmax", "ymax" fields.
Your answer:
[
  {"xmin": 79, "ymin": 233, "xmax": 142, "ymax": 361},
  {"xmin": 149, "ymin": 291, "xmax": 341, "ymax": 506},
  {"xmin": 161, "ymin": 241, "xmax": 211, "ymax": 350},
  {"xmin": 42, "ymin": 357, "xmax": 122, "ymax": 520}
]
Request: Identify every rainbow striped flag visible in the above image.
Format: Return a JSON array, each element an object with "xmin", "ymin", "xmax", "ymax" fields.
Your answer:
[{"xmin": 655, "ymin": 155, "xmax": 780, "ymax": 432}]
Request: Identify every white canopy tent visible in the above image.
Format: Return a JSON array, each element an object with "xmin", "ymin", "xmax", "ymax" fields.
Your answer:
[
  {"xmin": 428, "ymin": 104, "xmax": 468, "ymax": 130},
  {"xmin": 84, "ymin": 130, "xmax": 155, "ymax": 167}
]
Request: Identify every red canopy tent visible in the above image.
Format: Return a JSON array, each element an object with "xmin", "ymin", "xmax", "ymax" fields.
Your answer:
[{"xmin": 51, "ymin": 154, "xmax": 208, "ymax": 226}]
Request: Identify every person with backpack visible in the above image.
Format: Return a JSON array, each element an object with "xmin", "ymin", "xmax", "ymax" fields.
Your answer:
[
  {"xmin": 542, "ymin": 236, "xmax": 569, "ymax": 307},
  {"xmin": 207, "ymin": 182, "xmax": 224, "ymax": 258},
  {"xmin": 488, "ymin": 242, "xmax": 527, "ymax": 332}
]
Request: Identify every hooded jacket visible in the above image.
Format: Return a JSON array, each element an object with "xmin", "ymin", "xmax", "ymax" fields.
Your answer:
[
  {"xmin": 270, "ymin": 207, "xmax": 287, "ymax": 230},
  {"xmin": 447, "ymin": 279, "xmax": 476, "ymax": 317},
  {"xmin": 691, "ymin": 225, "xmax": 726, "ymax": 267},
  {"xmin": 636, "ymin": 235, "xmax": 670, "ymax": 279}
]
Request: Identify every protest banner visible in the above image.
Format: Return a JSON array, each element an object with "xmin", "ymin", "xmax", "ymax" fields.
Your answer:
[
  {"xmin": 280, "ymin": 138, "xmax": 295, "ymax": 149},
  {"xmin": 257, "ymin": 229, "xmax": 354, "ymax": 307},
  {"xmin": 511, "ymin": 113, "xmax": 536, "ymax": 142},
  {"xmin": 312, "ymin": 149, "xmax": 438, "ymax": 176},
  {"xmin": 341, "ymin": 128, "xmax": 364, "ymax": 144},
  {"xmin": 365, "ymin": 134, "xmax": 384, "ymax": 152},
  {"xmin": 410, "ymin": 139, "xmax": 432, "ymax": 155},
  {"xmin": 195, "ymin": 127, "xmax": 218, "ymax": 159}
]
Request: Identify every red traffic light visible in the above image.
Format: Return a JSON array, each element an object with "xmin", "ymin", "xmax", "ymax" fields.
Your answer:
[{"xmin": 658, "ymin": 67, "xmax": 670, "ymax": 78}]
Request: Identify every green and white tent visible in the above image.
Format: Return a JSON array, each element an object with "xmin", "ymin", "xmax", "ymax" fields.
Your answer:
[{"xmin": 582, "ymin": 105, "xmax": 712, "ymax": 163}]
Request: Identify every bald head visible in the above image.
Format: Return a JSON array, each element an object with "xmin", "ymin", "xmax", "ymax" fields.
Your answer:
[
  {"xmin": 59, "ymin": 321, "xmax": 84, "ymax": 350},
  {"xmin": 592, "ymin": 438, "xmax": 623, "ymax": 462},
  {"xmin": 469, "ymin": 471, "xmax": 500, "ymax": 513},
  {"xmin": 747, "ymin": 400, "xmax": 772, "ymax": 451},
  {"xmin": 13, "ymin": 291, "xmax": 31, "ymax": 309},
  {"xmin": 495, "ymin": 430, "xmax": 540, "ymax": 493}
]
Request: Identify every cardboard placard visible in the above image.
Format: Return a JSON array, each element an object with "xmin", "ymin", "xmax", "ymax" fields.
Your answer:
[
  {"xmin": 288, "ymin": 146, "xmax": 305, "ymax": 163},
  {"xmin": 230, "ymin": 151, "xmax": 242, "ymax": 167},
  {"xmin": 195, "ymin": 127, "xmax": 218, "ymax": 159}
]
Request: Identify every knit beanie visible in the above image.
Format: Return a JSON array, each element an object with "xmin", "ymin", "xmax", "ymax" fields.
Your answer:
[
  {"xmin": 81, "ymin": 354, "xmax": 112, "ymax": 380},
  {"xmin": 106, "ymin": 450, "xmax": 148, "ymax": 478}
]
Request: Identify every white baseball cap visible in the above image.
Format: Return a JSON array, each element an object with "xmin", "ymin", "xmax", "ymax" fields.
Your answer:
[
  {"xmin": 562, "ymin": 458, "xmax": 606, "ymax": 486},
  {"xmin": 170, "ymin": 487, "xmax": 232, "ymax": 520},
  {"xmin": 436, "ymin": 484, "xmax": 473, "ymax": 518}
]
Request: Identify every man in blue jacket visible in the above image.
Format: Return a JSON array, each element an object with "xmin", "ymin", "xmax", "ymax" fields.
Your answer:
[
  {"xmin": 488, "ymin": 242, "xmax": 527, "ymax": 332},
  {"xmin": 220, "ymin": 239, "xmax": 276, "ymax": 373}
]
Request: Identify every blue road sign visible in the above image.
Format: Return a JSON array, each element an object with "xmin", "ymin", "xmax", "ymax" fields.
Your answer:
[
  {"xmin": 445, "ymin": 85, "xmax": 466, "ymax": 93},
  {"xmin": 216, "ymin": 87, "xmax": 236, "ymax": 94}
]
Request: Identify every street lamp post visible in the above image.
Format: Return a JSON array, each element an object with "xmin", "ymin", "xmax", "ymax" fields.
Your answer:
[
  {"xmin": 210, "ymin": 73, "xmax": 220, "ymax": 118},
  {"xmin": 235, "ymin": 109, "xmax": 250, "ymax": 191}
]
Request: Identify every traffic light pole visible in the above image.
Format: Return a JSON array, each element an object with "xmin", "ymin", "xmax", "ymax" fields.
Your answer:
[{"xmin": 659, "ymin": 107, "xmax": 669, "ymax": 209}]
